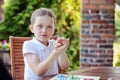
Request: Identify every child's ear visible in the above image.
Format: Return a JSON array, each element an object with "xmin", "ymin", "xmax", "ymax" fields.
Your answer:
[{"xmin": 29, "ymin": 25, "xmax": 34, "ymax": 33}]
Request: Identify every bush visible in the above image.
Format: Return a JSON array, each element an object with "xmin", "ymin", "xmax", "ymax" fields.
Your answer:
[{"xmin": 113, "ymin": 42, "xmax": 120, "ymax": 67}]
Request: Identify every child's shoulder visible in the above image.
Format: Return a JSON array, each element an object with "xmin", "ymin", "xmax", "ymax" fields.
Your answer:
[{"xmin": 23, "ymin": 38, "xmax": 34, "ymax": 45}]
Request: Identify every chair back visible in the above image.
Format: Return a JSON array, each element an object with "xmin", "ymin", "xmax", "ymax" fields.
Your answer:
[{"xmin": 9, "ymin": 36, "xmax": 32, "ymax": 80}]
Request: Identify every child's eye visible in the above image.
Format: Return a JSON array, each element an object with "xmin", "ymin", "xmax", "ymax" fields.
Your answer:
[
  {"xmin": 38, "ymin": 25, "xmax": 43, "ymax": 28},
  {"xmin": 47, "ymin": 26, "xmax": 52, "ymax": 28}
]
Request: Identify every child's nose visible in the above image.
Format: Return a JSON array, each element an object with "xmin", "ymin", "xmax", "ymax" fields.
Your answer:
[{"xmin": 42, "ymin": 27, "xmax": 47, "ymax": 32}]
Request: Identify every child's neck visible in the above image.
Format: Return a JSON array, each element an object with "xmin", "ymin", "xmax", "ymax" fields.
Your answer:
[{"xmin": 35, "ymin": 37, "xmax": 49, "ymax": 46}]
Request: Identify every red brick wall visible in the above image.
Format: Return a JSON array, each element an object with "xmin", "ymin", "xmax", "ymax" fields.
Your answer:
[{"xmin": 80, "ymin": 0, "xmax": 115, "ymax": 68}]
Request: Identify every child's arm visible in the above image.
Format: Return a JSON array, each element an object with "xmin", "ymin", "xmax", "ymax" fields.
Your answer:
[
  {"xmin": 24, "ymin": 49, "xmax": 61, "ymax": 76},
  {"xmin": 58, "ymin": 52, "xmax": 70, "ymax": 71},
  {"xmin": 56, "ymin": 37, "xmax": 70, "ymax": 71}
]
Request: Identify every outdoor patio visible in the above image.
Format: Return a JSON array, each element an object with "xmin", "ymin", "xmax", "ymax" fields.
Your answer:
[{"xmin": 0, "ymin": 0, "xmax": 120, "ymax": 80}]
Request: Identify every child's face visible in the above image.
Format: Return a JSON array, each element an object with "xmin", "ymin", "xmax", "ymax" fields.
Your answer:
[{"xmin": 30, "ymin": 15, "xmax": 55, "ymax": 44}]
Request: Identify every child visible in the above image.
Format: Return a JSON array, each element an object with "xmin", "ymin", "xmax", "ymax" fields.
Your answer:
[{"xmin": 22, "ymin": 8, "xmax": 70, "ymax": 80}]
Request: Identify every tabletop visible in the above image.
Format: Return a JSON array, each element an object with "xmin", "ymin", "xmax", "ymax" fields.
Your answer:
[
  {"xmin": 67, "ymin": 67, "xmax": 120, "ymax": 80},
  {"xmin": 41, "ymin": 67, "xmax": 120, "ymax": 80}
]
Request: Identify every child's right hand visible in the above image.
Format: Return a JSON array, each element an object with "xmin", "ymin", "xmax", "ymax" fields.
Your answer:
[{"xmin": 54, "ymin": 37, "xmax": 69, "ymax": 53}]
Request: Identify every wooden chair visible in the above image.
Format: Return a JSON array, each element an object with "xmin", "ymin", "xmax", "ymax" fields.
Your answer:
[
  {"xmin": 9, "ymin": 36, "xmax": 32, "ymax": 80},
  {"xmin": 9, "ymin": 36, "xmax": 65, "ymax": 80}
]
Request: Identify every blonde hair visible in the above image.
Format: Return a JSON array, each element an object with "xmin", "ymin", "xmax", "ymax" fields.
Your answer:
[{"xmin": 30, "ymin": 8, "xmax": 56, "ymax": 25}]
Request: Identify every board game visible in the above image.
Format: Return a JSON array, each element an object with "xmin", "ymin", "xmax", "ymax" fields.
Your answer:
[{"xmin": 50, "ymin": 74, "xmax": 100, "ymax": 80}]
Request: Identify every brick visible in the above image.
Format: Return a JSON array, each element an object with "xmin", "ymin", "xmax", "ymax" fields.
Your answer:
[
  {"xmin": 83, "ymin": 5, "xmax": 99, "ymax": 10},
  {"xmin": 91, "ymin": 15, "xmax": 101, "ymax": 20},
  {"xmin": 92, "ymin": 30, "xmax": 104, "ymax": 34},
  {"xmin": 82, "ymin": 53, "xmax": 98, "ymax": 58},
  {"xmin": 107, "ymin": 20, "xmax": 114, "ymax": 24},
  {"xmin": 107, "ymin": 0, "xmax": 115, "ymax": 4},
  {"xmin": 81, "ymin": 40, "xmax": 95, "ymax": 43},
  {"xmin": 92, "ymin": 0, "xmax": 107, "ymax": 5},
  {"xmin": 99, "ymin": 5, "xmax": 115, "ymax": 10},
  {"xmin": 82, "ymin": 14, "xmax": 91, "ymax": 20},
  {"xmin": 105, "ymin": 30, "xmax": 114, "ymax": 34},
  {"xmin": 80, "ymin": 40, "xmax": 88, "ymax": 43},
  {"xmin": 90, "ymin": 64, "xmax": 98, "ymax": 66},
  {"xmin": 102, "ymin": 10, "xmax": 114, "ymax": 14},
  {"xmin": 103, "ymin": 64, "xmax": 112, "ymax": 66},
  {"xmin": 83, "ymin": 5, "xmax": 114, "ymax": 10},
  {"xmin": 82, "ymin": 25, "xmax": 91, "ymax": 29},
  {"xmin": 95, "ymin": 58, "xmax": 106, "ymax": 63},
  {"xmin": 100, "ymin": 34, "xmax": 114, "ymax": 38},
  {"xmin": 107, "ymin": 50, "xmax": 113, "ymax": 53},
  {"xmin": 82, "ymin": 9, "xmax": 89, "ymax": 14},
  {"xmin": 96, "ymin": 49, "xmax": 106, "ymax": 53},
  {"xmin": 103, "ymin": 14, "xmax": 114, "ymax": 19},
  {"xmin": 80, "ymin": 63, "xmax": 91, "ymax": 67},
  {"xmin": 99, "ymin": 44, "xmax": 113, "ymax": 48},
  {"xmin": 99, "ymin": 54, "xmax": 113, "ymax": 58},
  {"xmin": 80, "ymin": 49, "xmax": 89, "ymax": 53},
  {"xmin": 92, "ymin": 24, "xmax": 114, "ymax": 29},
  {"xmin": 82, "ymin": 20, "xmax": 89, "ymax": 24},
  {"xmin": 82, "ymin": 0, "xmax": 90, "ymax": 4},
  {"xmin": 91, "ymin": 10, "xmax": 100, "ymax": 14},
  {"xmin": 92, "ymin": 35, "xmax": 101, "ymax": 39},
  {"xmin": 81, "ymin": 35, "xmax": 91, "ymax": 38},
  {"xmin": 82, "ymin": 29, "xmax": 90, "ymax": 34},
  {"xmin": 90, "ymin": 49, "xmax": 96, "ymax": 53},
  {"xmin": 96, "ymin": 40, "xmax": 107, "ymax": 43},
  {"xmin": 91, "ymin": 20, "xmax": 107, "ymax": 24},
  {"xmin": 100, "ymin": 24, "xmax": 114, "ymax": 29},
  {"xmin": 108, "ymin": 40, "xmax": 114, "ymax": 43},
  {"xmin": 106, "ymin": 59, "xmax": 113, "ymax": 63},
  {"xmin": 92, "ymin": 29, "xmax": 114, "ymax": 34},
  {"xmin": 81, "ymin": 44, "xmax": 97, "ymax": 48}
]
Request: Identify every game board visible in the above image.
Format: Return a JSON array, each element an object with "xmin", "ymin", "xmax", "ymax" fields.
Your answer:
[{"xmin": 50, "ymin": 74, "xmax": 100, "ymax": 80}]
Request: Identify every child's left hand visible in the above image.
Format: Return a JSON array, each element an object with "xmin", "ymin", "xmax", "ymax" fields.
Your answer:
[{"xmin": 54, "ymin": 37, "xmax": 69, "ymax": 53}]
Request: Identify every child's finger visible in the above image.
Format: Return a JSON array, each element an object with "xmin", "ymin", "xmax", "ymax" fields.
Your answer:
[{"xmin": 56, "ymin": 37, "xmax": 61, "ymax": 43}]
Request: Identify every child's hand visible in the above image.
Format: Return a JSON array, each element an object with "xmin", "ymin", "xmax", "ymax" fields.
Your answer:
[{"xmin": 54, "ymin": 37, "xmax": 69, "ymax": 53}]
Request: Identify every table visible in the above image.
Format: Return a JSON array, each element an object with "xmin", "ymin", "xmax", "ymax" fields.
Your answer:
[
  {"xmin": 41, "ymin": 75, "xmax": 55, "ymax": 80},
  {"xmin": 67, "ymin": 67, "xmax": 120, "ymax": 80},
  {"xmin": 41, "ymin": 67, "xmax": 120, "ymax": 80}
]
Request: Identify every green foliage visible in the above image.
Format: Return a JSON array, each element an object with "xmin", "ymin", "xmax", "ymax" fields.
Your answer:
[
  {"xmin": 114, "ymin": 11, "xmax": 120, "ymax": 67},
  {"xmin": 0, "ymin": 40, "xmax": 9, "ymax": 50},
  {"xmin": 114, "ymin": 2, "xmax": 120, "ymax": 67},
  {"xmin": 116, "ymin": 0, "xmax": 120, "ymax": 6},
  {"xmin": 113, "ymin": 42, "xmax": 120, "ymax": 67},
  {"xmin": 115, "ymin": 11, "xmax": 120, "ymax": 39},
  {"xmin": 0, "ymin": 0, "xmax": 80, "ymax": 71}
]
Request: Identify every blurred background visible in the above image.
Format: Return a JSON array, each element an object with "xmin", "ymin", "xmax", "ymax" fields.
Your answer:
[{"xmin": 0, "ymin": 0, "xmax": 80, "ymax": 71}]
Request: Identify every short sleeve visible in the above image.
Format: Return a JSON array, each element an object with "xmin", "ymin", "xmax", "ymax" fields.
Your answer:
[{"xmin": 22, "ymin": 41, "xmax": 37, "ymax": 56}]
